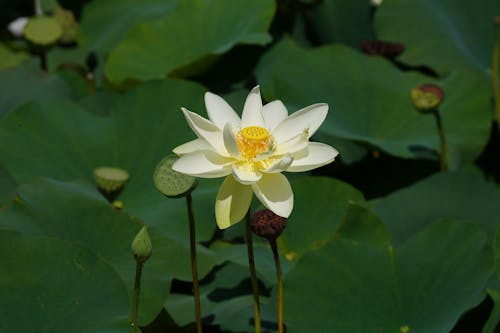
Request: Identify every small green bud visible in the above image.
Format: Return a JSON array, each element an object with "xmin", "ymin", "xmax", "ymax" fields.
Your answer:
[
  {"xmin": 131, "ymin": 226, "xmax": 152, "ymax": 263},
  {"xmin": 411, "ymin": 84, "xmax": 444, "ymax": 113}
]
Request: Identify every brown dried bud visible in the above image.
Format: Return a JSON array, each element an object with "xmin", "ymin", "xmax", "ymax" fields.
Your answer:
[
  {"xmin": 361, "ymin": 40, "xmax": 405, "ymax": 58},
  {"xmin": 251, "ymin": 209, "xmax": 287, "ymax": 241}
]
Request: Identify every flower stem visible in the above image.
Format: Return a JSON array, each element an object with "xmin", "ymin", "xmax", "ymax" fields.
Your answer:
[
  {"xmin": 432, "ymin": 109, "xmax": 447, "ymax": 172},
  {"xmin": 245, "ymin": 210, "xmax": 261, "ymax": 333},
  {"xmin": 186, "ymin": 193, "xmax": 203, "ymax": 333},
  {"xmin": 270, "ymin": 239, "xmax": 284, "ymax": 333},
  {"xmin": 481, "ymin": 297, "xmax": 500, "ymax": 333},
  {"xmin": 492, "ymin": 16, "xmax": 500, "ymax": 136},
  {"xmin": 130, "ymin": 261, "xmax": 143, "ymax": 333}
]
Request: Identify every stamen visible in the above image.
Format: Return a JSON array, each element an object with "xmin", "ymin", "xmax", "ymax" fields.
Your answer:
[{"xmin": 237, "ymin": 126, "xmax": 274, "ymax": 160}]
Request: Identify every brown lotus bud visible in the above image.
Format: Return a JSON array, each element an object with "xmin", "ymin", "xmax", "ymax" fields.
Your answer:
[
  {"xmin": 361, "ymin": 40, "xmax": 405, "ymax": 58},
  {"xmin": 251, "ymin": 209, "xmax": 287, "ymax": 241},
  {"xmin": 411, "ymin": 84, "xmax": 445, "ymax": 113}
]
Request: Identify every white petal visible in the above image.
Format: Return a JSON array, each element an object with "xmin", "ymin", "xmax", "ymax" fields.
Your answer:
[
  {"xmin": 241, "ymin": 86, "xmax": 265, "ymax": 128},
  {"xmin": 181, "ymin": 107, "xmax": 227, "ymax": 156},
  {"xmin": 204, "ymin": 92, "xmax": 241, "ymax": 129},
  {"xmin": 261, "ymin": 154, "xmax": 294, "ymax": 173},
  {"xmin": 8, "ymin": 17, "xmax": 28, "ymax": 37},
  {"xmin": 287, "ymin": 142, "xmax": 339, "ymax": 172},
  {"xmin": 272, "ymin": 103, "xmax": 328, "ymax": 144},
  {"xmin": 252, "ymin": 173, "xmax": 293, "ymax": 218},
  {"xmin": 274, "ymin": 129, "xmax": 308, "ymax": 155},
  {"xmin": 215, "ymin": 176, "xmax": 253, "ymax": 229},
  {"xmin": 232, "ymin": 163, "xmax": 262, "ymax": 185},
  {"xmin": 172, "ymin": 151, "xmax": 233, "ymax": 178},
  {"xmin": 262, "ymin": 100, "xmax": 288, "ymax": 132},
  {"xmin": 173, "ymin": 138, "xmax": 211, "ymax": 155},
  {"xmin": 222, "ymin": 123, "xmax": 240, "ymax": 157}
]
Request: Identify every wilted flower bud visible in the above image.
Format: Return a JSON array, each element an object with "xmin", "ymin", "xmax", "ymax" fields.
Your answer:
[
  {"xmin": 410, "ymin": 84, "xmax": 444, "ymax": 113},
  {"xmin": 361, "ymin": 40, "xmax": 405, "ymax": 59},
  {"xmin": 131, "ymin": 226, "xmax": 152, "ymax": 263},
  {"xmin": 251, "ymin": 209, "xmax": 287, "ymax": 241}
]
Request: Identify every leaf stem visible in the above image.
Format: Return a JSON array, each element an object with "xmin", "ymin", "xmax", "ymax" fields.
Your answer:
[
  {"xmin": 130, "ymin": 261, "xmax": 143, "ymax": 333},
  {"xmin": 270, "ymin": 239, "xmax": 284, "ymax": 333},
  {"xmin": 432, "ymin": 109, "xmax": 447, "ymax": 172},
  {"xmin": 186, "ymin": 193, "xmax": 203, "ymax": 333},
  {"xmin": 245, "ymin": 210, "xmax": 261, "ymax": 333}
]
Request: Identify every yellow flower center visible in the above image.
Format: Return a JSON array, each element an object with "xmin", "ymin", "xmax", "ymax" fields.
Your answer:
[{"xmin": 237, "ymin": 126, "xmax": 273, "ymax": 160}]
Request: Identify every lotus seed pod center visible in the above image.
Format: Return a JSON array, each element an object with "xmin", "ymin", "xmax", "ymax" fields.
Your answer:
[{"xmin": 237, "ymin": 126, "xmax": 273, "ymax": 159}]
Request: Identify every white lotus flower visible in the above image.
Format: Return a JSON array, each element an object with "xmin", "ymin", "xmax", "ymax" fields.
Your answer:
[
  {"xmin": 7, "ymin": 17, "xmax": 28, "ymax": 37},
  {"xmin": 172, "ymin": 86, "xmax": 338, "ymax": 229}
]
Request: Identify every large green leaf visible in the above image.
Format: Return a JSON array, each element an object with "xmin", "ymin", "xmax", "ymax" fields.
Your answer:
[
  {"xmin": 279, "ymin": 176, "xmax": 366, "ymax": 259},
  {"xmin": 371, "ymin": 171, "xmax": 500, "ymax": 245},
  {"xmin": 78, "ymin": 0, "xmax": 179, "ymax": 55},
  {"xmin": 47, "ymin": 0, "xmax": 180, "ymax": 73},
  {"xmin": 0, "ymin": 230, "xmax": 130, "ymax": 333},
  {"xmin": 0, "ymin": 165, "xmax": 16, "ymax": 206},
  {"xmin": 166, "ymin": 260, "xmax": 275, "ymax": 332},
  {"xmin": 0, "ymin": 61, "xmax": 73, "ymax": 119},
  {"xmin": 105, "ymin": 0, "xmax": 275, "ymax": 82},
  {"xmin": 306, "ymin": 0, "xmax": 374, "ymax": 48},
  {"xmin": 284, "ymin": 219, "xmax": 492, "ymax": 333},
  {"xmin": 0, "ymin": 43, "xmax": 28, "ymax": 70},
  {"xmin": 0, "ymin": 177, "xmax": 218, "ymax": 325},
  {"xmin": 256, "ymin": 38, "xmax": 491, "ymax": 167},
  {"xmin": 0, "ymin": 78, "xmax": 220, "ymax": 242},
  {"xmin": 375, "ymin": 0, "xmax": 500, "ymax": 78}
]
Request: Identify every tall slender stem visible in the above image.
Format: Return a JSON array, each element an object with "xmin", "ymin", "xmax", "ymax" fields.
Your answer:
[
  {"xmin": 492, "ymin": 16, "xmax": 500, "ymax": 135},
  {"xmin": 481, "ymin": 295, "xmax": 500, "ymax": 333},
  {"xmin": 270, "ymin": 239, "xmax": 284, "ymax": 333},
  {"xmin": 433, "ymin": 110, "xmax": 447, "ymax": 172},
  {"xmin": 186, "ymin": 193, "xmax": 203, "ymax": 333},
  {"xmin": 245, "ymin": 210, "xmax": 261, "ymax": 333},
  {"xmin": 130, "ymin": 261, "xmax": 143, "ymax": 333}
]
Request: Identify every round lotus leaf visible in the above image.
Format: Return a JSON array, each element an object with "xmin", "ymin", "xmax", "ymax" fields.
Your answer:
[
  {"xmin": 24, "ymin": 16, "xmax": 63, "ymax": 46},
  {"xmin": 153, "ymin": 155, "xmax": 197, "ymax": 198}
]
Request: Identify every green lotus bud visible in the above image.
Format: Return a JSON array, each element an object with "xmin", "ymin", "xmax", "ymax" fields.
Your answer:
[
  {"xmin": 131, "ymin": 226, "xmax": 152, "ymax": 263},
  {"xmin": 410, "ymin": 84, "xmax": 444, "ymax": 113}
]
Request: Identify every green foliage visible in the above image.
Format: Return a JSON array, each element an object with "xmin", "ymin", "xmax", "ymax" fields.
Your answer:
[
  {"xmin": 284, "ymin": 220, "xmax": 492, "ymax": 333},
  {"xmin": 256, "ymin": 37, "xmax": 490, "ymax": 167},
  {"xmin": 105, "ymin": 0, "xmax": 276, "ymax": 83},
  {"xmin": 375, "ymin": 0, "xmax": 500, "ymax": 78}
]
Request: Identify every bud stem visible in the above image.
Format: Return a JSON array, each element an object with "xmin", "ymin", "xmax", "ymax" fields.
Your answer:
[
  {"xmin": 245, "ymin": 209, "xmax": 261, "ymax": 333},
  {"xmin": 270, "ymin": 239, "xmax": 284, "ymax": 333},
  {"xmin": 432, "ymin": 110, "xmax": 447, "ymax": 172},
  {"xmin": 130, "ymin": 261, "xmax": 144, "ymax": 333},
  {"xmin": 492, "ymin": 16, "xmax": 500, "ymax": 136},
  {"xmin": 186, "ymin": 193, "xmax": 203, "ymax": 333}
]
